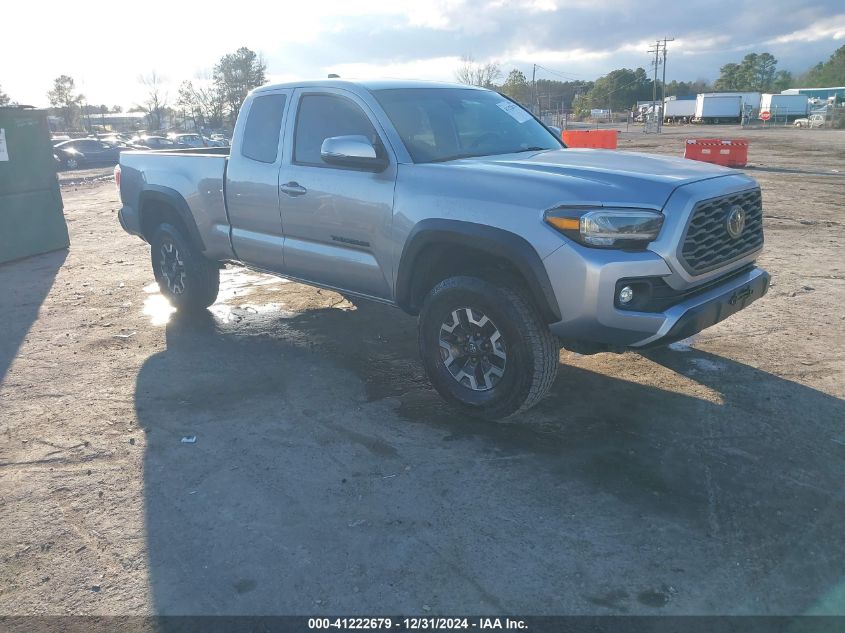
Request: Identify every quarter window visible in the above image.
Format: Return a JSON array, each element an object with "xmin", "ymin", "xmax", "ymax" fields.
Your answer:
[{"xmin": 241, "ymin": 94, "xmax": 287, "ymax": 163}]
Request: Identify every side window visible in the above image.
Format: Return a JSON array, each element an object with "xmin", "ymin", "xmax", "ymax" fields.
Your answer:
[
  {"xmin": 294, "ymin": 94, "xmax": 378, "ymax": 166},
  {"xmin": 241, "ymin": 93, "xmax": 287, "ymax": 163}
]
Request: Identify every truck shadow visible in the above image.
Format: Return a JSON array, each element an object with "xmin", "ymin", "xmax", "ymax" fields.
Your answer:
[
  {"xmin": 0, "ymin": 249, "xmax": 67, "ymax": 385},
  {"xmin": 135, "ymin": 302, "xmax": 845, "ymax": 615}
]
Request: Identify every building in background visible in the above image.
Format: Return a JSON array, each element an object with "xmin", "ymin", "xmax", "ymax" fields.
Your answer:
[{"xmin": 781, "ymin": 87, "xmax": 845, "ymax": 104}]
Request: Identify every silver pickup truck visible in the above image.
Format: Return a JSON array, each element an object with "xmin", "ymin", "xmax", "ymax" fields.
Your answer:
[{"xmin": 117, "ymin": 79, "xmax": 769, "ymax": 418}]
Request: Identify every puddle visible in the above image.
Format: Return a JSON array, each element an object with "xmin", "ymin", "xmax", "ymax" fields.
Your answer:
[
  {"xmin": 141, "ymin": 267, "xmax": 295, "ymax": 327},
  {"xmin": 668, "ymin": 335, "xmax": 699, "ymax": 352},
  {"xmin": 218, "ymin": 267, "xmax": 289, "ymax": 303},
  {"xmin": 688, "ymin": 358, "xmax": 725, "ymax": 373},
  {"xmin": 143, "ymin": 294, "xmax": 177, "ymax": 326},
  {"xmin": 210, "ymin": 303, "xmax": 296, "ymax": 324}
]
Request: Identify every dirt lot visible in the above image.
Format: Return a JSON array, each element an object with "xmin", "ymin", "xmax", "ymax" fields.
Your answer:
[{"xmin": 1, "ymin": 126, "xmax": 844, "ymax": 616}]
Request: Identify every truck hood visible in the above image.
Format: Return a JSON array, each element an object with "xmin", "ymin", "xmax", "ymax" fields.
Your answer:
[{"xmin": 441, "ymin": 148, "xmax": 738, "ymax": 209}]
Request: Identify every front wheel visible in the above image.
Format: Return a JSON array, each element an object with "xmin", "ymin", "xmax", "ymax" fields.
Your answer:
[
  {"xmin": 418, "ymin": 276, "xmax": 559, "ymax": 419},
  {"xmin": 150, "ymin": 223, "xmax": 220, "ymax": 311}
]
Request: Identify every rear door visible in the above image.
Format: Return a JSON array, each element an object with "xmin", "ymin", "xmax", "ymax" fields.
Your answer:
[
  {"xmin": 277, "ymin": 89, "xmax": 397, "ymax": 299},
  {"xmin": 225, "ymin": 89, "xmax": 291, "ymax": 273}
]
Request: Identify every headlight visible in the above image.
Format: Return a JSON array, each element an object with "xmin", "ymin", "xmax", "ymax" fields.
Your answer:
[{"xmin": 544, "ymin": 207, "xmax": 664, "ymax": 248}]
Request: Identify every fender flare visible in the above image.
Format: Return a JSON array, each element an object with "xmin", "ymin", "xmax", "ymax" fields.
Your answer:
[
  {"xmin": 138, "ymin": 186, "xmax": 206, "ymax": 252},
  {"xmin": 395, "ymin": 219, "xmax": 561, "ymax": 322}
]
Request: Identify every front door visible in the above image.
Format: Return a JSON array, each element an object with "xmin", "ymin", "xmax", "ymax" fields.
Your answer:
[
  {"xmin": 278, "ymin": 89, "xmax": 396, "ymax": 299},
  {"xmin": 225, "ymin": 89, "xmax": 291, "ymax": 273}
]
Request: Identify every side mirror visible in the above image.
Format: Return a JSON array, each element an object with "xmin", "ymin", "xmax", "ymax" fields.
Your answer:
[
  {"xmin": 547, "ymin": 125, "xmax": 562, "ymax": 139},
  {"xmin": 321, "ymin": 135, "xmax": 387, "ymax": 171}
]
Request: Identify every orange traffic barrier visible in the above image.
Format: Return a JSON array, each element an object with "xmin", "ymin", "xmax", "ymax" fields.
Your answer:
[
  {"xmin": 684, "ymin": 138, "xmax": 748, "ymax": 168},
  {"xmin": 562, "ymin": 129, "xmax": 618, "ymax": 149}
]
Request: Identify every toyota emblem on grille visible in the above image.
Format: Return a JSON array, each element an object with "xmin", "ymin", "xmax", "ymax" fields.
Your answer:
[{"xmin": 726, "ymin": 205, "xmax": 746, "ymax": 239}]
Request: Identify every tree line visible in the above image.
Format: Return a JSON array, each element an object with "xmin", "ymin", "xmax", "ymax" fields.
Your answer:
[
  {"xmin": 456, "ymin": 45, "xmax": 845, "ymax": 115},
  {"xmin": 2, "ymin": 44, "xmax": 842, "ymax": 128},
  {"xmin": 30, "ymin": 46, "xmax": 267, "ymax": 133}
]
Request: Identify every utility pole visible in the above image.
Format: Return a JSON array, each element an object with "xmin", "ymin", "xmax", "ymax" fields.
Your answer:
[
  {"xmin": 659, "ymin": 37, "xmax": 674, "ymax": 131},
  {"xmin": 647, "ymin": 41, "xmax": 661, "ymax": 132},
  {"xmin": 532, "ymin": 64, "xmax": 538, "ymax": 115}
]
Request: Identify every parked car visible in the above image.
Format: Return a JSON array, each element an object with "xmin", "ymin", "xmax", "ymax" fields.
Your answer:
[
  {"xmin": 117, "ymin": 79, "xmax": 770, "ymax": 418},
  {"xmin": 133, "ymin": 136, "xmax": 183, "ymax": 150},
  {"xmin": 99, "ymin": 133, "xmax": 133, "ymax": 145},
  {"xmin": 794, "ymin": 114, "xmax": 825, "ymax": 128},
  {"xmin": 53, "ymin": 138, "xmax": 132, "ymax": 170},
  {"xmin": 168, "ymin": 133, "xmax": 208, "ymax": 148}
]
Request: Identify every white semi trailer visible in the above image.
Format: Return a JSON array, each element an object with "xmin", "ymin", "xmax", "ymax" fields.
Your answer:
[
  {"xmin": 760, "ymin": 94, "xmax": 810, "ymax": 120},
  {"xmin": 694, "ymin": 94, "xmax": 743, "ymax": 123}
]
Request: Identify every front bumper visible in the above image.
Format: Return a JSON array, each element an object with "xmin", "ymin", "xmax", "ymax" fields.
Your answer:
[
  {"xmin": 544, "ymin": 235, "xmax": 770, "ymax": 348},
  {"xmin": 629, "ymin": 267, "xmax": 769, "ymax": 347}
]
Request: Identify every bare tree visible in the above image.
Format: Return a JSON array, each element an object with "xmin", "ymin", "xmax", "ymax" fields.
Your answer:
[
  {"xmin": 0, "ymin": 84, "xmax": 10, "ymax": 106},
  {"xmin": 138, "ymin": 71, "xmax": 168, "ymax": 131},
  {"xmin": 454, "ymin": 56, "xmax": 502, "ymax": 88}
]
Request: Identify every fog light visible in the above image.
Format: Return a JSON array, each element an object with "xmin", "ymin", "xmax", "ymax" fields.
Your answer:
[{"xmin": 618, "ymin": 285, "xmax": 634, "ymax": 305}]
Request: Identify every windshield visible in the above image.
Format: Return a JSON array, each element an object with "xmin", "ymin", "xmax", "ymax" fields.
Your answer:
[{"xmin": 372, "ymin": 88, "xmax": 561, "ymax": 163}]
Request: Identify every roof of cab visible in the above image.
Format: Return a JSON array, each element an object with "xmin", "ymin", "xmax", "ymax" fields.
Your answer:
[{"xmin": 252, "ymin": 78, "xmax": 487, "ymax": 94}]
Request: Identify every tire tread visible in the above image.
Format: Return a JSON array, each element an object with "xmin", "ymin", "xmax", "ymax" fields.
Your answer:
[{"xmin": 420, "ymin": 275, "xmax": 559, "ymax": 418}]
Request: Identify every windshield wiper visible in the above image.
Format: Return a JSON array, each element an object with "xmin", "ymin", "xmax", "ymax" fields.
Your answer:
[{"xmin": 513, "ymin": 146, "xmax": 551, "ymax": 153}]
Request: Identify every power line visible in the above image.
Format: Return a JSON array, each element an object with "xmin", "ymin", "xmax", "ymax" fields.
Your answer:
[{"xmin": 532, "ymin": 64, "xmax": 589, "ymax": 82}]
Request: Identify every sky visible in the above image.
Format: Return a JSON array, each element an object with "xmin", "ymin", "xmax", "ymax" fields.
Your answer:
[{"xmin": 3, "ymin": 0, "xmax": 844, "ymax": 109}]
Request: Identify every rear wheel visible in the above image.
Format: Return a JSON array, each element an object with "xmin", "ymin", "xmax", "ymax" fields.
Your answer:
[
  {"xmin": 150, "ymin": 223, "xmax": 219, "ymax": 311},
  {"xmin": 418, "ymin": 276, "xmax": 559, "ymax": 419}
]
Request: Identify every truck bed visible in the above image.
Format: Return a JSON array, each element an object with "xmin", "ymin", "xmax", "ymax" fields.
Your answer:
[{"xmin": 118, "ymin": 150, "xmax": 234, "ymax": 260}]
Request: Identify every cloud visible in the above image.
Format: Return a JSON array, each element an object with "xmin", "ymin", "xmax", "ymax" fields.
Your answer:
[
  {"xmin": 3, "ymin": 0, "xmax": 844, "ymax": 108},
  {"xmin": 767, "ymin": 14, "xmax": 845, "ymax": 44}
]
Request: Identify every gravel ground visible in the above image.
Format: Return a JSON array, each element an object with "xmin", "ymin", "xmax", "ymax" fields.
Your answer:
[{"xmin": 1, "ymin": 126, "xmax": 843, "ymax": 616}]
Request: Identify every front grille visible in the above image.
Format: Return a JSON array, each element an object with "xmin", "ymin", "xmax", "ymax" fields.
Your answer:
[{"xmin": 680, "ymin": 188, "xmax": 763, "ymax": 275}]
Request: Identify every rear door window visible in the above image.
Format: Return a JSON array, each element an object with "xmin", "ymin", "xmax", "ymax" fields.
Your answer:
[{"xmin": 241, "ymin": 94, "xmax": 287, "ymax": 163}]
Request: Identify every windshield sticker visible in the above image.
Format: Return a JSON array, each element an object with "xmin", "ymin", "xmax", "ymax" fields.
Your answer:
[
  {"xmin": 0, "ymin": 129, "xmax": 8, "ymax": 161},
  {"xmin": 496, "ymin": 101, "xmax": 532, "ymax": 123}
]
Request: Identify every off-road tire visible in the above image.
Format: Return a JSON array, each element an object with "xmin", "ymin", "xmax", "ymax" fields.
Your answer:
[
  {"xmin": 418, "ymin": 276, "xmax": 559, "ymax": 419},
  {"xmin": 150, "ymin": 223, "xmax": 219, "ymax": 311}
]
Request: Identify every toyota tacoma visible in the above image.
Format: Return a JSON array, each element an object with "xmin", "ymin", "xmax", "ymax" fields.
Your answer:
[{"xmin": 117, "ymin": 79, "xmax": 769, "ymax": 418}]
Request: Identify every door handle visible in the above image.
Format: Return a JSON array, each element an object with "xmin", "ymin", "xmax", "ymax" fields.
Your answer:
[{"xmin": 279, "ymin": 181, "xmax": 307, "ymax": 197}]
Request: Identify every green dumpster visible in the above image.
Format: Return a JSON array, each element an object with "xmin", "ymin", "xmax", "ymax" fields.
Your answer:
[{"xmin": 0, "ymin": 107, "xmax": 69, "ymax": 264}]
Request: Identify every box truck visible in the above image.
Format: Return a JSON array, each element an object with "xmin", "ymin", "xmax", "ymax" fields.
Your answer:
[
  {"xmin": 694, "ymin": 94, "xmax": 743, "ymax": 123},
  {"xmin": 663, "ymin": 97, "xmax": 696, "ymax": 123}
]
